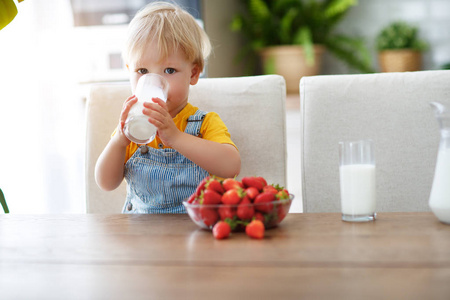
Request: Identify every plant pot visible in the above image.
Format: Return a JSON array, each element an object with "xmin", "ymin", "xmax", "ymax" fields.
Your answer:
[
  {"xmin": 378, "ymin": 49, "xmax": 422, "ymax": 72},
  {"xmin": 260, "ymin": 45, "xmax": 325, "ymax": 94}
]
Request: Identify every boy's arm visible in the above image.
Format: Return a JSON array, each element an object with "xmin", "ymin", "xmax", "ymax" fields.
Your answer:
[
  {"xmin": 170, "ymin": 132, "xmax": 241, "ymax": 179},
  {"xmin": 95, "ymin": 134, "xmax": 128, "ymax": 191},
  {"xmin": 95, "ymin": 95, "xmax": 137, "ymax": 191}
]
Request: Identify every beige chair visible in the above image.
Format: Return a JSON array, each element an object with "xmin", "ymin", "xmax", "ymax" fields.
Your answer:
[
  {"xmin": 86, "ymin": 75, "xmax": 287, "ymax": 213},
  {"xmin": 300, "ymin": 70, "xmax": 450, "ymax": 213}
]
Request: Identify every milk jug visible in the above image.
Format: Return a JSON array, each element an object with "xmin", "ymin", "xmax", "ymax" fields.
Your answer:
[{"xmin": 429, "ymin": 102, "xmax": 450, "ymax": 224}]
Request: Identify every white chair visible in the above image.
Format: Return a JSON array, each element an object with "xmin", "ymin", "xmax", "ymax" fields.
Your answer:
[
  {"xmin": 300, "ymin": 70, "xmax": 450, "ymax": 213},
  {"xmin": 85, "ymin": 75, "xmax": 287, "ymax": 213}
]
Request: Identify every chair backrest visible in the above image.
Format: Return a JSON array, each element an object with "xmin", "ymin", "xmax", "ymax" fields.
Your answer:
[
  {"xmin": 300, "ymin": 70, "xmax": 450, "ymax": 213},
  {"xmin": 86, "ymin": 75, "xmax": 287, "ymax": 213}
]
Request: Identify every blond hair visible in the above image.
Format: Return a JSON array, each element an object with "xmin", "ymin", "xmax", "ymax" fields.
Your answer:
[{"xmin": 123, "ymin": 2, "xmax": 211, "ymax": 71}]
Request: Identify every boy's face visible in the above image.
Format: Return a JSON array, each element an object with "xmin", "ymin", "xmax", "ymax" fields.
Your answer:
[{"xmin": 127, "ymin": 42, "xmax": 201, "ymax": 118}]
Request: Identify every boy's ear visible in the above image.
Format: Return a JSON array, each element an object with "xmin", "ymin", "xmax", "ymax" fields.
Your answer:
[{"xmin": 190, "ymin": 64, "xmax": 201, "ymax": 85}]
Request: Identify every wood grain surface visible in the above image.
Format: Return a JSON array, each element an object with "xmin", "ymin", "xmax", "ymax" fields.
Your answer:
[{"xmin": 1, "ymin": 213, "xmax": 449, "ymax": 299}]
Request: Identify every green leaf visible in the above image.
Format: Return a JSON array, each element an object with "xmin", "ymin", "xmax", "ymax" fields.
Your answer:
[
  {"xmin": 0, "ymin": 188, "xmax": 9, "ymax": 214},
  {"xmin": 280, "ymin": 8, "xmax": 298, "ymax": 44},
  {"xmin": 325, "ymin": 35, "xmax": 374, "ymax": 73},
  {"xmin": 294, "ymin": 26, "xmax": 315, "ymax": 65},
  {"xmin": 0, "ymin": 0, "xmax": 18, "ymax": 31},
  {"xmin": 324, "ymin": 0, "xmax": 357, "ymax": 18},
  {"xmin": 249, "ymin": 0, "xmax": 271, "ymax": 21},
  {"xmin": 230, "ymin": 14, "xmax": 243, "ymax": 32},
  {"xmin": 263, "ymin": 55, "xmax": 276, "ymax": 74}
]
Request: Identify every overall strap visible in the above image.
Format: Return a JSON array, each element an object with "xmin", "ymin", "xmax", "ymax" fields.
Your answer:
[{"xmin": 185, "ymin": 109, "xmax": 207, "ymax": 137}]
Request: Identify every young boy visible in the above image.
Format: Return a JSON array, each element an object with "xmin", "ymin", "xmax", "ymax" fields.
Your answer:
[{"xmin": 95, "ymin": 2, "xmax": 241, "ymax": 213}]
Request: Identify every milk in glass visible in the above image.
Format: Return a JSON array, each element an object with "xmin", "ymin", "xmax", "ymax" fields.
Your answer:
[
  {"xmin": 124, "ymin": 74, "xmax": 168, "ymax": 144},
  {"xmin": 340, "ymin": 164, "xmax": 376, "ymax": 215}
]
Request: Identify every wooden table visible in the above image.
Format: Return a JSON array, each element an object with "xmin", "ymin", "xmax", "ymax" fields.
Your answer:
[{"xmin": 1, "ymin": 212, "xmax": 450, "ymax": 299}]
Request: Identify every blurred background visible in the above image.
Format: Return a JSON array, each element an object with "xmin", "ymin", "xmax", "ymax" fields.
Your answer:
[{"xmin": 1, "ymin": 0, "xmax": 449, "ymax": 213}]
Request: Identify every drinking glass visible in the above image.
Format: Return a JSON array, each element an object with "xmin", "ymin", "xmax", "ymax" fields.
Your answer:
[
  {"xmin": 339, "ymin": 139, "xmax": 376, "ymax": 222},
  {"xmin": 124, "ymin": 73, "xmax": 169, "ymax": 144}
]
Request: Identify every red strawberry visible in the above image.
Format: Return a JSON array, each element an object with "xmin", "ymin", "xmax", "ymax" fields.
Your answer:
[
  {"xmin": 254, "ymin": 192, "xmax": 275, "ymax": 213},
  {"xmin": 237, "ymin": 196, "xmax": 255, "ymax": 220},
  {"xmin": 187, "ymin": 193, "xmax": 197, "ymax": 204},
  {"xmin": 202, "ymin": 189, "xmax": 222, "ymax": 205},
  {"xmin": 262, "ymin": 185, "xmax": 278, "ymax": 195},
  {"xmin": 254, "ymin": 212, "xmax": 265, "ymax": 223},
  {"xmin": 221, "ymin": 188, "xmax": 243, "ymax": 205},
  {"xmin": 200, "ymin": 207, "xmax": 219, "ymax": 227},
  {"xmin": 218, "ymin": 205, "xmax": 236, "ymax": 220},
  {"xmin": 257, "ymin": 177, "xmax": 267, "ymax": 187},
  {"xmin": 195, "ymin": 176, "xmax": 210, "ymax": 196},
  {"xmin": 276, "ymin": 189, "xmax": 289, "ymax": 200},
  {"xmin": 245, "ymin": 187, "xmax": 259, "ymax": 201},
  {"xmin": 242, "ymin": 176, "xmax": 264, "ymax": 191},
  {"xmin": 277, "ymin": 202, "xmax": 288, "ymax": 223},
  {"xmin": 245, "ymin": 220, "xmax": 265, "ymax": 239},
  {"xmin": 222, "ymin": 178, "xmax": 243, "ymax": 191},
  {"xmin": 206, "ymin": 178, "xmax": 224, "ymax": 194},
  {"xmin": 213, "ymin": 221, "xmax": 231, "ymax": 239}
]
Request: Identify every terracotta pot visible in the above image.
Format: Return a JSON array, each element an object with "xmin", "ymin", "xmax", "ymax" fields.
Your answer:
[
  {"xmin": 378, "ymin": 49, "xmax": 422, "ymax": 72},
  {"xmin": 260, "ymin": 45, "xmax": 325, "ymax": 94}
]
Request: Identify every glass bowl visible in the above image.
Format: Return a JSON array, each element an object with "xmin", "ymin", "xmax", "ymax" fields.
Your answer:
[{"xmin": 183, "ymin": 194, "xmax": 294, "ymax": 230}]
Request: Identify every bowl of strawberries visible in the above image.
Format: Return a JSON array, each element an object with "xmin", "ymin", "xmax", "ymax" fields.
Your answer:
[{"xmin": 183, "ymin": 176, "xmax": 293, "ymax": 231}]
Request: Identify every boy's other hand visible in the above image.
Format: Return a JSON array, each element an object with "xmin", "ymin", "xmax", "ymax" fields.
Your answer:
[
  {"xmin": 143, "ymin": 97, "xmax": 180, "ymax": 147},
  {"xmin": 115, "ymin": 95, "xmax": 138, "ymax": 147}
]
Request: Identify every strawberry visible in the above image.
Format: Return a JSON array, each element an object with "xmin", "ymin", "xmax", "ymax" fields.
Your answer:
[
  {"xmin": 218, "ymin": 205, "xmax": 236, "ymax": 220},
  {"xmin": 213, "ymin": 221, "xmax": 231, "ymax": 239},
  {"xmin": 206, "ymin": 177, "xmax": 224, "ymax": 194},
  {"xmin": 187, "ymin": 193, "xmax": 197, "ymax": 204},
  {"xmin": 276, "ymin": 189, "xmax": 289, "ymax": 200},
  {"xmin": 245, "ymin": 187, "xmax": 259, "ymax": 201},
  {"xmin": 202, "ymin": 189, "xmax": 222, "ymax": 205},
  {"xmin": 200, "ymin": 207, "xmax": 219, "ymax": 227},
  {"xmin": 262, "ymin": 185, "xmax": 278, "ymax": 195},
  {"xmin": 237, "ymin": 196, "xmax": 254, "ymax": 220},
  {"xmin": 222, "ymin": 178, "xmax": 243, "ymax": 191},
  {"xmin": 245, "ymin": 220, "xmax": 265, "ymax": 239},
  {"xmin": 242, "ymin": 176, "xmax": 264, "ymax": 191},
  {"xmin": 254, "ymin": 212, "xmax": 265, "ymax": 223},
  {"xmin": 221, "ymin": 188, "xmax": 243, "ymax": 205},
  {"xmin": 195, "ymin": 176, "xmax": 210, "ymax": 196},
  {"xmin": 277, "ymin": 202, "xmax": 288, "ymax": 223},
  {"xmin": 257, "ymin": 176, "xmax": 267, "ymax": 187},
  {"xmin": 254, "ymin": 192, "xmax": 275, "ymax": 213}
]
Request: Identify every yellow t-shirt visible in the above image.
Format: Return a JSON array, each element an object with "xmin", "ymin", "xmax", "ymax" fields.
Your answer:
[{"xmin": 116, "ymin": 103, "xmax": 237, "ymax": 163}]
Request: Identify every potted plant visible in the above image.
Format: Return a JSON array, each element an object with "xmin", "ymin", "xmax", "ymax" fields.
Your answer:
[
  {"xmin": 230, "ymin": 0, "xmax": 374, "ymax": 93},
  {"xmin": 376, "ymin": 21, "xmax": 429, "ymax": 72}
]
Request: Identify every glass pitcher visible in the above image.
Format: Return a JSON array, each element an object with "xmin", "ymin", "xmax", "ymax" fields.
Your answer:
[{"xmin": 429, "ymin": 102, "xmax": 450, "ymax": 224}]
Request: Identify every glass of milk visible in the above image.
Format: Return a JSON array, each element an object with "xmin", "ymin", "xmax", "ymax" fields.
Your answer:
[
  {"xmin": 339, "ymin": 139, "xmax": 376, "ymax": 222},
  {"xmin": 124, "ymin": 73, "xmax": 169, "ymax": 144}
]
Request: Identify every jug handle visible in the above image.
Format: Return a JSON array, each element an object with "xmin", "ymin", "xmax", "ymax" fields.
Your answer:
[{"xmin": 430, "ymin": 102, "xmax": 446, "ymax": 114}]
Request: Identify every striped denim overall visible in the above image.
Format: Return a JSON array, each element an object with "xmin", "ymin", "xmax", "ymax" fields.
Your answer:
[{"xmin": 122, "ymin": 110, "xmax": 209, "ymax": 214}]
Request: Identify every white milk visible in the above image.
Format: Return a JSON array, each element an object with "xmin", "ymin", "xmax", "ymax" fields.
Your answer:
[
  {"xmin": 429, "ymin": 148, "xmax": 450, "ymax": 223},
  {"xmin": 126, "ymin": 84, "xmax": 167, "ymax": 143},
  {"xmin": 340, "ymin": 164, "xmax": 376, "ymax": 215}
]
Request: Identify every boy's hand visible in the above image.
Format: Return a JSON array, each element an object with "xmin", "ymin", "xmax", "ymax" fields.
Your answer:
[
  {"xmin": 114, "ymin": 95, "xmax": 138, "ymax": 147},
  {"xmin": 143, "ymin": 97, "xmax": 180, "ymax": 147}
]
